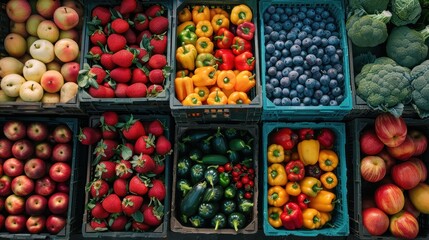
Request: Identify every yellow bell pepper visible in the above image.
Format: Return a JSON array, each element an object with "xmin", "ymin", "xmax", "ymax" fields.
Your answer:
[
  {"xmin": 206, "ymin": 90, "xmax": 227, "ymax": 105},
  {"xmin": 194, "ymin": 86, "xmax": 209, "ymax": 102},
  {"xmin": 234, "ymin": 70, "xmax": 256, "ymax": 92},
  {"xmin": 300, "ymin": 177, "xmax": 323, "ymax": 197},
  {"xmin": 268, "ymin": 163, "xmax": 287, "ymax": 186},
  {"xmin": 222, "ymin": 87, "xmax": 235, "ymax": 98},
  {"xmin": 319, "ymin": 211, "xmax": 332, "ymax": 228},
  {"xmin": 192, "ymin": 65, "xmax": 218, "ymax": 87},
  {"xmin": 286, "ymin": 182, "xmax": 301, "ymax": 196},
  {"xmin": 178, "ymin": 8, "xmax": 192, "ymax": 23},
  {"xmin": 192, "ymin": 5, "xmax": 210, "ymax": 24},
  {"xmin": 320, "ymin": 172, "xmax": 338, "ymax": 190},
  {"xmin": 318, "ymin": 149, "xmax": 339, "ymax": 171},
  {"xmin": 210, "ymin": 7, "xmax": 229, "ymax": 20},
  {"xmin": 195, "ymin": 20, "xmax": 213, "ymax": 38},
  {"xmin": 177, "ymin": 21, "xmax": 196, "ymax": 35},
  {"xmin": 267, "ymin": 144, "xmax": 285, "ymax": 163},
  {"xmin": 230, "ymin": 4, "xmax": 253, "ymax": 25},
  {"xmin": 227, "ymin": 92, "xmax": 251, "ymax": 104},
  {"xmin": 175, "ymin": 71, "xmax": 194, "ymax": 101},
  {"xmin": 217, "ymin": 70, "xmax": 236, "ymax": 90},
  {"xmin": 302, "ymin": 208, "xmax": 321, "ymax": 229},
  {"xmin": 182, "ymin": 93, "xmax": 202, "ymax": 106},
  {"xmin": 298, "ymin": 139, "xmax": 320, "ymax": 166},
  {"xmin": 268, "ymin": 207, "xmax": 283, "ymax": 228},
  {"xmin": 211, "ymin": 14, "xmax": 230, "ymax": 33},
  {"xmin": 267, "ymin": 186, "xmax": 289, "ymax": 207},
  {"xmin": 176, "ymin": 44, "xmax": 197, "ymax": 71},
  {"xmin": 210, "ymin": 86, "xmax": 221, "ymax": 93},
  {"xmin": 195, "ymin": 37, "xmax": 214, "ymax": 54},
  {"xmin": 308, "ymin": 190, "xmax": 337, "ymax": 212}
]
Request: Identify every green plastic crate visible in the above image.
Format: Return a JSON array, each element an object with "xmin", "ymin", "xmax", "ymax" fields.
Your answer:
[
  {"xmin": 260, "ymin": 0, "xmax": 352, "ymax": 121},
  {"xmin": 262, "ymin": 122, "xmax": 349, "ymax": 236}
]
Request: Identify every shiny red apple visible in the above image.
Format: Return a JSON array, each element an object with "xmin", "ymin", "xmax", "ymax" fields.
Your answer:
[{"xmin": 375, "ymin": 113, "xmax": 407, "ymax": 147}]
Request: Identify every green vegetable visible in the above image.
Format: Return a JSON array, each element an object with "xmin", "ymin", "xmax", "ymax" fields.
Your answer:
[
  {"xmin": 228, "ymin": 138, "xmax": 248, "ymax": 151},
  {"xmin": 219, "ymin": 172, "xmax": 231, "ymax": 188},
  {"xmin": 177, "ymin": 141, "xmax": 187, "ymax": 155},
  {"xmin": 224, "ymin": 128, "xmax": 238, "ymax": 139},
  {"xmin": 238, "ymin": 199, "xmax": 254, "ymax": 214},
  {"xmin": 241, "ymin": 138, "xmax": 253, "ymax": 156},
  {"xmin": 420, "ymin": 0, "xmax": 429, "ymax": 7},
  {"xmin": 201, "ymin": 154, "xmax": 229, "ymax": 165},
  {"xmin": 189, "ymin": 215, "xmax": 206, "ymax": 228},
  {"xmin": 347, "ymin": 11, "xmax": 392, "ymax": 48},
  {"xmin": 391, "ymin": 0, "xmax": 422, "ymax": 26},
  {"xmin": 226, "ymin": 150, "xmax": 240, "ymax": 163},
  {"xmin": 176, "ymin": 179, "xmax": 193, "ymax": 197},
  {"xmin": 212, "ymin": 127, "xmax": 227, "ymax": 154},
  {"xmin": 189, "ymin": 148, "xmax": 203, "ymax": 162},
  {"xmin": 221, "ymin": 200, "xmax": 237, "ymax": 215},
  {"xmin": 236, "ymin": 189, "xmax": 245, "ymax": 201},
  {"xmin": 198, "ymin": 202, "xmax": 219, "ymax": 219},
  {"xmin": 411, "ymin": 60, "xmax": 429, "ymax": 117},
  {"xmin": 228, "ymin": 212, "xmax": 246, "ymax": 231},
  {"xmin": 199, "ymin": 136, "xmax": 213, "ymax": 154},
  {"xmin": 224, "ymin": 186, "xmax": 237, "ymax": 199},
  {"xmin": 177, "ymin": 157, "xmax": 191, "ymax": 178},
  {"xmin": 211, "ymin": 213, "xmax": 227, "ymax": 230},
  {"xmin": 182, "ymin": 131, "xmax": 211, "ymax": 143},
  {"xmin": 180, "ymin": 181, "xmax": 207, "ymax": 217},
  {"xmin": 349, "ymin": 0, "xmax": 390, "ymax": 14},
  {"xmin": 203, "ymin": 185, "xmax": 224, "ymax": 202},
  {"xmin": 204, "ymin": 168, "xmax": 219, "ymax": 187},
  {"xmin": 191, "ymin": 164, "xmax": 206, "ymax": 184}
]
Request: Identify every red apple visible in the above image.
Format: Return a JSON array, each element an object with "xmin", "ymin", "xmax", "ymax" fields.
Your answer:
[
  {"xmin": 390, "ymin": 211, "xmax": 419, "ymax": 239},
  {"xmin": 391, "ymin": 161, "xmax": 421, "ymax": 190},
  {"xmin": 362, "ymin": 207, "xmax": 389, "ymax": 236},
  {"xmin": 24, "ymin": 158, "xmax": 46, "ymax": 179},
  {"xmin": 53, "ymin": 6, "xmax": 79, "ymax": 30},
  {"xmin": 26, "ymin": 216, "xmax": 46, "ymax": 234},
  {"xmin": 49, "ymin": 162, "xmax": 71, "ymax": 182},
  {"xmin": 404, "ymin": 197, "xmax": 420, "ymax": 218},
  {"xmin": 26, "ymin": 194, "xmax": 48, "ymax": 215},
  {"xmin": 3, "ymin": 120, "xmax": 26, "ymax": 141},
  {"xmin": 48, "ymin": 192, "xmax": 69, "ymax": 215},
  {"xmin": 387, "ymin": 135, "xmax": 415, "ymax": 161},
  {"xmin": 377, "ymin": 150, "xmax": 396, "ymax": 174},
  {"xmin": 52, "ymin": 124, "xmax": 72, "ymax": 143},
  {"xmin": 51, "ymin": 143, "xmax": 72, "ymax": 162},
  {"xmin": 408, "ymin": 129, "xmax": 428, "ymax": 156},
  {"xmin": 35, "ymin": 176, "xmax": 56, "ymax": 196},
  {"xmin": 3, "ymin": 158, "xmax": 24, "ymax": 177},
  {"xmin": 360, "ymin": 156, "xmax": 386, "ymax": 182},
  {"xmin": 0, "ymin": 138, "xmax": 13, "ymax": 158},
  {"xmin": 374, "ymin": 183, "xmax": 404, "ymax": 215},
  {"xmin": 35, "ymin": 142, "xmax": 52, "ymax": 160},
  {"xmin": 11, "ymin": 175, "xmax": 34, "ymax": 196},
  {"xmin": 5, "ymin": 194, "xmax": 25, "ymax": 215},
  {"xmin": 11, "ymin": 139, "xmax": 34, "ymax": 160},
  {"xmin": 360, "ymin": 129, "xmax": 384, "ymax": 155},
  {"xmin": 409, "ymin": 157, "xmax": 427, "ymax": 182},
  {"xmin": 0, "ymin": 175, "xmax": 12, "ymax": 196},
  {"xmin": 5, "ymin": 215, "xmax": 26, "ymax": 233},
  {"xmin": 26, "ymin": 122, "xmax": 48, "ymax": 141},
  {"xmin": 56, "ymin": 182, "xmax": 70, "ymax": 193},
  {"xmin": 46, "ymin": 215, "xmax": 66, "ymax": 234},
  {"xmin": 375, "ymin": 113, "xmax": 407, "ymax": 147}
]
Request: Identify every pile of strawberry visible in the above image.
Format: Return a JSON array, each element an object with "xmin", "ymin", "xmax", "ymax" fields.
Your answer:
[
  {"xmin": 78, "ymin": 0, "xmax": 171, "ymax": 98},
  {"xmin": 79, "ymin": 111, "xmax": 172, "ymax": 232}
]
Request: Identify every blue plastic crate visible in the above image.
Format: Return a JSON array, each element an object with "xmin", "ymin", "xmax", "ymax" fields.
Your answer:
[
  {"xmin": 259, "ymin": 0, "xmax": 352, "ymax": 121},
  {"xmin": 347, "ymin": 119, "xmax": 429, "ymax": 239},
  {"xmin": 262, "ymin": 122, "xmax": 349, "ymax": 236}
]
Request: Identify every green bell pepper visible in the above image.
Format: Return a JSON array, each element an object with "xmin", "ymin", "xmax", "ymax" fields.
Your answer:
[
  {"xmin": 189, "ymin": 148, "xmax": 203, "ymax": 162},
  {"xmin": 196, "ymin": 53, "xmax": 218, "ymax": 68},
  {"xmin": 178, "ymin": 28, "xmax": 197, "ymax": 45},
  {"xmin": 219, "ymin": 172, "xmax": 231, "ymax": 188},
  {"xmin": 228, "ymin": 138, "xmax": 248, "ymax": 152},
  {"xmin": 224, "ymin": 185, "xmax": 237, "ymax": 199},
  {"xmin": 211, "ymin": 213, "xmax": 227, "ymax": 230},
  {"xmin": 228, "ymin": 212, "xmax": 246, "ymax": 231},
  {"xmin": 198, "ymin": 202, "xmax": 219, "ymax": 219},
  {"xmin": 224, "ymin": 128, "xmax": 238, "ymax": 139}
]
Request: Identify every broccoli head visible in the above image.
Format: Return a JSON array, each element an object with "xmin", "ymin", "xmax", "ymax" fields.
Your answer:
[
  {"xmin": 349, "ymin": 0, "xmax": 390, "ymax": 14},
  {"xmin": 347, "ymin": 11, "xmax": 392, "ymax": 47},
  {"xmin": 355, "ymin": 57, "xmax": 412, "ymax": 109},
  {"xmin": 391, "ymin": 0, "xmax": 422, "ymax": 26},
  {"xmin": 411, "ymin": 60, "xmax": 429, "ymax": 115}
]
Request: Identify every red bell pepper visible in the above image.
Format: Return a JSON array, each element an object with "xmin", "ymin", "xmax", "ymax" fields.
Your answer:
[
  {"xmin": 236, "ymin": 22, "xmax": 255, "ymax": 41},
  {"xmin": 214, "ymin": 49, "xmax": 235, "ymax": 70},
  {"xmin": 285, "ymin": 160, "xmax": 305, "ymax": 182},
  {"xmin": 214, "ymin": 28, "xmax": 234, "ymax": 49},
  {"xmin": 296, "ymin": 193, "xmax": 310, "ymax": 210},
  {"xmin": 280, "ymin": 202, "xmax": 303, "ymax": 230},
  {"xmin": 317, "ymin": 128, "xmax": 335, "ymax": 149},
  {"xmin": 299, "ymin": 128, "xmax": 314, "ymax": 140},
  {"xmin": 235, "ymin": 51, "xmax": 255, "ymax": 71},
  {"xmin": 231, "ymin": 36, "xmax": 252, "ymax": 55},
  {"xmin": 270, "ymin": 128, "xmax": 298, "ymax": 150}
]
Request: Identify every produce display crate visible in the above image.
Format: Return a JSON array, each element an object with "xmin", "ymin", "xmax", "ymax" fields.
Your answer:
[
  {"xmin": 0, "ymin": 117, "xmax": 82, "ymax": 240},
  {"xmin": 259, "ymin": 0, "xmax": 353, "ymax": 121},
  {"xmin": 82, "ymin": 114, "xmax": 172, "ymax": 238},
  {"xmin": 170, "ymin": 123, "xmax": 259, "ymax": 234},
  {"xmin": 78, "ymin": 0, "xmax": 173, "ymax": 114},
  {"xmin": 347, "ymin": 119, "xmax": 429, "ymax": 239},
  {"xmin": 170, "ymin": 0, "xmax": 263, "ymax": 123},
  {"xmin": 0, "ymin": 1, "xmax": 8, "ymax": 55},
  {"xmin": 262, "ymin": 122, "xmax": 349, "ymax": 236}
]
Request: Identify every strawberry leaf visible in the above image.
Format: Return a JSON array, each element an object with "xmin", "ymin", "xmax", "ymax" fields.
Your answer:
[
  {"xmin": 140, "ymin": 36, "xmax": 153, "ymax": 54},
  {"xmin": 125, "ymin": 222, "xmax": 132, "ymax": 231},
  {"xmin": 131, "ymin": 211, "xmax": 144, "ymax": 223},
  {"xmin": 162, "ymin": 66, "xmax": 172, "ymax": 78},
  {"xmin": 141, "ymin": 66, "xmax": 150, "ymax": 76},
  {"xmin": 87, "ymin": 17, "xmax": 102, "ymax": 33},
  {"xmin": 88, "ymin": 78, "xmax": 99, "ymax": 89},
  {"xmin": 86, "ymin": 200, "xmax": 96, "ymax": 211},
  {"xmin": 110, "ymin": 8, "xmax": 123, "ymax": 20}
]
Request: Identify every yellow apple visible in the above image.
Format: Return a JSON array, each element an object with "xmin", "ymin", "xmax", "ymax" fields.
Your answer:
[
  {"xmin": 40, "ymin": 70, "xmax": 64, "ymax": 93},
  {"xmin": 60, "ymin": 82, "xmax": 78, "ymax": 103},
  {"xmin": 46, "ymin": 61, "xmax": 61, "ymax": 71},
  {"xmin": 0, "ymin": 90, "xmax": 16, "ymax": 102},
  {"xmin": 0, "ymin": 74, "xmax": 26, "ymax": 97},
  {"xmin": 42, "ymin": 92, "xmax": 60, "ymax": 104},
  {"xmin": 6, "ymin": 0, "xmax": 32, "ymax": 23},
  {"xmin": 54, "ymin": 38, "xmax": 79, "ymax": 63},
  {"xmin": 60, "ymin": 62, "xmax": 79, "ymax": 82},
  {"xmin": 23, "ymin": 59, "xmax": 47, "ymax": 82},
  {"xmin": 59, "ymin": 29, "xmax": 79, "ymax": 43},
  {"xmin": 0, "ymin": 57, "xmax": 24, "ymax": 78},
  {"xmin": 19, "ymin": 81, "xmax": 44, "ymax": 102},
  {"xmin": 53, "ymin": 6, "xmax": 79, "ymax": 30},
  {"xmin": 29, "ymin": 39, "xmax": 55, "ymax": 63},
  {"xmin": 26, "ymin": 14, "xmax": 45, "ymax": 37},
  {"xmin": 37, "ymin": 20, "xmax": 59, "ymax": 43},
  {"xmin": 4, "ymin": 33, "xmax": 27, "ymax": 58},
  {"xmin": 10, "ymin": 22, "xmax": 28, "ymax": 38},
  {"xmin": 36, "ymin": 0, "xmax": 61, "ymax": 19}
]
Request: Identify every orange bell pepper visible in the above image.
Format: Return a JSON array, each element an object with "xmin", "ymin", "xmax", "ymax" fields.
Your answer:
[
  {"xmin": 320, "ymin": 172, "xmax": 338, "ymax": 190},
  {"xmin": 228, "ymin": 92, "xmax": 251, "ymax": 104},
  {"xmin": 178, "ymin": 7, "xmax": 192, "ymax": 23},
  {"xmin": 234, "ymin": 70, "xmax": 255, "ymax": 92},
  {"xmin": 175, "ymin": 71, "xmax": 194, "ymax": 101},
  {"xmin": 210, "ymin": 7, "xmax": 229, "ymax": 20},
  {"xmin": 230, "ymin": 4, "xmax": 253, "ymax": 25},
  {"xmin": 211, "ymin": 14, "xmax": 230, "ymax": 33},
  {"xmin": 207, "ymin": 89, "xmax": 227, "ymax": 105},
  {"xmin": 192, "ymin": 5, "xmax": 210, "ymax": 24},
  {"xmin": 217, "ymin": 70, "xmax": 236, "ymax": 90},
  {"xmin": 194, "ymin": 86, "xmax": 209, "ymax": 102},
  {"xmin": 195, "ymin": 37, "xmax": 214, "ymax": 54},
  {"xmin": 318, "ymin": 149, "xmax": 339, "ymax": 172},
  {"xmin": 182, "ymin": 93, "xmax": 202, "ymax": 106},
  {"xmin": 192, "ymin": 65, "xmax": 218, "ymax": 87},
  {"xmin": 195, "ymin": 20, "xmax": 213, "ymax": 38}
]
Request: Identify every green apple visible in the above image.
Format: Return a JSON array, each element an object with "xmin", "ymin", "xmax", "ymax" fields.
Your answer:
[
  {"xmin": 42, "ymin": 92, "xmax": 60, "ymax": 103},
  {"xmin": 0, "ymin": 90, "xmax": 16, "ymax": 102}
]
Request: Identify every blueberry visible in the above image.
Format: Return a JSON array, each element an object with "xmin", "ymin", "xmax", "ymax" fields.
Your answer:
[
  {"xmin": 293, "ymin": 56, "xmax": 304, "ymax": 65},
  {"xmin": 281, "ymin": 68, "xmax": 290, "ymax": 77},
  {"xmin": 320, "ymin": 75, "xmax": 330, "ymax": 86},
  {"xmin": 298, "ymin": 74, "xmax": 308, "ymax": 84},
  {"xmin": 274, "ymin": 40, "xmax": 285, "ymax": 50},
  {"xmin": 283, "ymin": 21, "xmax": 294, "ymax": 31},
  {"xmin": 266, "ymin": 43, "xmax": 275, "ymax": 54},
  {"xmin": 280, "ymin": 77, "xmax": 291, "ymax": 88},
  {"xmin": 325, "ymin": 45, "xmax": 336, "ymax": 56},
  {"xmin": 303, "ymin": 18, "xmax": 312, "ymax": 26},
  {"xmin": 275, "ymin": 60, "xmax": 285, "ymax": 70},
  {"xmin": 330, "ymin": 54, "xmax": 340, "ymax": 64},
  {"xmin": 305, "ymin": 78, "xmax": 316, "ymax": 88},
  {"xmin": 273, "ymin": 87, "xmax": 282, "ymax": 98},
  {"xmin": 315, "ymin": 7, "xmax": 324, "ymax": 14},
  {"xmin": 290, "ymin": 89, "xmax": 298, "ymax": 98},
  {"xmin": 290, "ymin": 14, "xmax": 299, "ymax": 23},
  {"xmin": 279, "ymin": 14, "xmax": 288, "ymax": 22},
  {"xmin": 285, "ymin": 7, "xmax": 293, "ymax": 15},
  {"xmin": 322, "ymin": 54, "xmax": 330, "ymax": 64},
  {"xmin": 266, "ymin": 61, "xmax": 273, "ymax": 68},
  {"xmin": 314, "ymin": 14, "xmax": 322, "ymax": 22},
  {"xmin": 337, "ymin": 73, "xmax": 344, "ymax": 84},
  {"xmin": 270, "ymin": 31, "xmax": 280, "ymax": 41},
  {"xmin": 308, "ymin": 45, "xmax": 318, "ymax": 55},
  {"xmin": 306, "ymin": 9, "xmax": 316, "ymax": 18},
  {"xmin": 312, "ymin": 71, "xmax": 322, "ymax": 80},
  {"xmin": 282, "ymin": 87, "xmax": 290, "ymax": 97},
  {"xmin": 288, "ymin": 70, "xmax": 299, "ymax": 81},
  {"xmin": 316, "ymin": 29, "xmax": 325, "ymax": 38},
  {"xmin": 271, "ymin": 13, "xmax": 280, "ymax": 22},
  {"xmin": 312, "ymin": 98, "xmax": 319, "ymax": 106},
  {"xmin": 315, "ymin": 58, "xmax": 323, "ymax": 66},
  {"xmin": 273, "ymin": 98, "xmax": 282, "ymax": 106},
  {"xmin": 269, "ymin": 78, "xmax": 280, "ymax": 87},
  {"xmin": 276, "ymin": 71, "xmax": 283, "ymax": 80},
  {"xmin": 329, "ymin": 79, "xmax": 338, "ymax": 88},
  {"xmin": 285, "ymin": 40, "xmax": 294, "ymax": 49},
  {"xmin": 323, "ymin": 30, "xmax": 332, "ymax": 38},
  {"xmin": 273, "ymin": 50, "xmax": 282, "ymax": 58},
  {"xmin": 281, "ymin": 49, "xmax": 290, "ymax": 57},
  {"xmin": 300, "ymin": 50, "xmax": 307, "ymax": 58},
  {"xmin": 303, "ymin": 97, "xmax": 312, "ymax": 105},
  {"xmin": 263, "ymin": 12, "xmax": 271, "ymax": 22},
  {"xmin": 336, "ymin": 49, "xmax": 343, "ymax": 58},
  {"xmin": 305, "ymin": 54, "xmax": 317, "ymax": 66},
  {"xmin": 327, "ymin": 68, "xmax": 338, "ymax": 78},
  {"xmin": 294, "ymin": 38, "xmax": 302, "ymax": 46},
  {"xmin": 302, "ymin": 38, "xmax": 313, "ymax": 49},
  {"xmin": 311, "ymin": 66, "xmax": 320, "ymax": 74},
  {"xmin": 319, "ymin": 21, "xmax": 326, "ymax": 29},
  {"xmin": 296, "ymin": 84, "xmax": 304, "ymax": 93},
  {"xmin": 320, "ymin": 95, "xmax": 330, "ymax": 105},
  {"xmin": 264, "ymin": 35, "xmax": 270, "ymax": 43},
  {"xmin": 266, "ymin": 83, "xmax": 274, "ymax": 94},
  {"xmin": 298, "ymin": 31, "xmax": 307, "ymax": 40},
  {"xmin": 291, "ymin": 97, "xmax": 301, "ymax": 106},
  {"xmin": 270, "ymin": 56, "xmax": 278, "ymax": 64},
  {"xmin": 267, "ymin": 92, "xmax": 273, "ymax": 99},
  {"xmin": 335, "ymin": 95, "xmax": 345, "ymax": 104},
  {"xmin": 294, "ymin": 66, "xmax": 304, "ymax": 75},
  {"xmin": 279, "ymin": 34, "xmax": 287, "ymax": 41},
  {"xmin": 292, "ymin": 7, "xmax": 300, "ymax": 14},
  {"xmin": 328, "ymin": 36, "xmax": 340, "ymax": 46},
  {"xmin": 265, "ymin": 26, "xmax": 273, "ymax": 35},
  {"xmin": 321, "ymin": 10, "xmax": 330, "ymax": 19},
  {"xmin": 273, "ymin": 23, "xmax": 283, "ymax": 32},
  {"xmin": 333, "ymin": 64, "xmax": 343, "ymax": 73},
  {"xmin": 304, "ymin": 88, "xmax": 314, "ymax": 97},
  {"xmin": 297, "ymin": 11, "xmax": 306, "ymax": 20},
  {"xmin": 290, "ymin": 45, "xmax": 302, "ymax": 56},
  {"xmin": 314, "ymin": 90, "xmax": 323, "ymax": 99},
  {"xmin": 314, "ymin": 81, "xmax": 321, "ymax": 89},
  {"xmin": 312, "ymin": 36, "xmax": 322, "ymax": 46},
  {"xmin": 312, "ymin": 22, "xmax": 320, "ymax": 30},
  {"xmin": 321, "ymin": 85, "xmax": 330, "ymax": 94},
  {"xmin": 267, "ymin": 67, "xmax": 277, "ymax": 77},
  {"xmin": 284, "ymin": 57, "xmax": 293, "ymax": 67},
  {"xmin": 332, "ymin": 87, "xmax": 342, "ymax": 97},
  {"xmin": 326, "ymin": 16, "xmax": 335, "ymax": 23},
  {"xmin": 321, "ymin": 38, "xmax": 329, "ymax": 47},
  {"xmin": 287, "ymin": 32, "xmax": 297, "ymax": 41},
  {"xmin": 267, "ymin": 5, "xmax": 276, "ymax": 14},
  {"xmin": 281, "ymin": 97, "xmax": 292, "ymax": 106}
]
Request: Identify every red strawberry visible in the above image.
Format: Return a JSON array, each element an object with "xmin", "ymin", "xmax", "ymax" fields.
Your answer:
[
  {"xmin": 91, "ymin": 6, "xmax": 111, "ymax": 26},
  {"xmin": 137, "ymin": 30, "xmax": 153, "ymax": 45},
  {"xmin": 149, "ymin": 69, "xmax": 165, "ymax": 84},
  {"xmin": 124, "ymin": 28, "xmax": 137, "ymax": 45},
  {"xmin": 148, "ymin": 179, "xmax": 166, "ymax": 201},
  {"xmin": 143, "ymin": 205, "xmax": 163, "ymax": 226},
  {"xmin": 147, "ymin": 54, "xmax": 167, "ymax": 69},
  {"xmin": 78, "ymin": 127, "xmax": 102, "ymax": 145},
  {"xmin": 134, "ymin": 13, "xmax": 149, "ymax": 31},
  {"xmin": 91, "ymin": 202, "xmax": 110, "ymax": 219},
  {"xmin": 107, "ymin": 34, "xmax": 127, "ymax": 52},
  {"xmin": 88, "ymin": 46, "xmax": 103, "ymax": 61},
  {"xmin": 112, "ymin": 49, "xmax": 134, "ymax": 68},
  {"xmin": 149, "ymin": 16, "xmax": 168, "ymax": 34},
  {"xmin": 95, "ymin": 161, "xmax": 116, "ymax": 180},
  {"xmin": 132, "ymin": 221, "xmax": 150, "ymax": 231},
  {"xmin": 125, "ymin": 143, "xmax": 135, "ymax": 154},
  {"xmin": 93, "ymin": 139, "xmax": 118, "ymax": 163},
  {"xmin": 147, "ymin": 84, "xmax": 164, "ymax": 97},
  {"xmin": 145, "ymin": 5, "xmax": 164, "ymax": 19},
  {"xmin": 150, "ymin": 34, "xmax": 167, "ymax": 54},
  {"xmin": 100, "ymin": 53, "xmax": 116, "ymax": 70},
  {"xmin": 125, "ymin": 83, "xmax": 147, "ymax": 98},
  {"xmin": 147, "ymin": 120, "xmax": 164, "ymax": 136},
  {"xmin": 90, "ymin": 29, "xmax": 107, "ymax": 45},
  {"xmin": 111, "ymin": 18, "xmax": 130, "ymax": 34},
  {"xmin": 119, "ymin": 115, "xmax": 146, "ymax": 140},
  {"xmin": 115, "ymin": 159, "xmax": 133, "ymax": 179},
  {"xmin": 130, "ymin": 153, "xmax": 155, "ymax": 174},
  {"xmin": 90, "ymin": 219, "xmax": 108, "ymax": 231},
  {"xmin": 135, "ymin": 47, "xmax": 149, "ymax": 63},
  {"xmin": 113, "ymin": 178, "xmax": 128, "ymax": 197},
  {"xmin": 101, "ymin": 111, "xmax": 118, "ymax": 126},
  {"xmin": 102, "ymin": 194, "xmax": 122, "ymax": 213},
  {"xmin": 108, "ymin": 214, "xmax": 127, "ymax": 231},
  {"xmin": 101, "ymin": 127, "xmax": 118, "ymax": 139},
  {"xmin": 155, "ymin": 135, "xmax": 171, "ymax": 155},
  {"xmin": 131, "ymin": 68, "xmax": 148, "ymax": 84},
  {"xmin": 152, "ymin": 155, "xmax": 165, "ymax": 175},
  {"xmin": 134, "ymin": 135, "xmax": 155, "ymax": 155},
  {"xmin": 119, "ymin": 0, "xmax": 137, "ymax": 15},
  {"xmin": 128, "ymin": 175, "xmax": 151, "ymax": 195},
  {"xmin": 88, "ymin": 85, "xmax": 115, "ymax": 98},
  {"xmin": 115, "ymin": 83, "xmax": 128, "ymax": 98},
  {"xmin": 89, "ymin": 65, "xmax": 107, "ymax": 84},
  {"xmin": 122, "ymin": 195, "xmax": 143, "ymax": 216},
  {"xmin": 88, "ymin": 179, "xmax": 109, "ymax": 198},
  {"xmin": 110, "ymin": 67, "xmax": 132, "ymax": 83}
]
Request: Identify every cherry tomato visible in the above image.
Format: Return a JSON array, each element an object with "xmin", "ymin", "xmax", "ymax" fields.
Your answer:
[
  {"xmin": 234, "ymin": 163, "xmax": 241, "ymax": 169},
  {"xmin": 232, "ymin": 171, "xmax": 240, "ymax": 178},
  {"xmin": 235, "ymin": 182, "xmax": 243, "ymax": 189},
  {"xmin": 248, "ymin": 168, "xmax": 255, "ymax": 175},
  {"xmin": 244, "ymin": 183, "xmax": 252, "ymax": 191},
  {"xmin": 232, "ymin": 176, "xmax": 240, "ymax": 182},
  {"xmin": 248, "ymin": 180, "xmax": 254, "ymax": 187},
  {"xmin": 224, "ymin": 163, "xmax": 232, "ymax": 172},
  {"xmin": 244, "ymin": 192, "xmax": 252, "ymax": 199},
  {"xmin": 241, "ymin": 176, "xmax": 249, "ymax": 185},
  {"xmin": 217, "ymin": 166, "xmax": 225, "ymax": 173},
  {"xmin": 242, "ymin": 165, "xmax": 248, "ymax": 171}
]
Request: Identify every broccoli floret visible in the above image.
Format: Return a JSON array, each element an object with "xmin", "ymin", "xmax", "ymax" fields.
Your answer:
[
  {"xmin": 386, "ymin": 26, "xmax": 429, "ymax": 68},
  {"xmin": 391, "ymin": 0, "xmax": 422, "ymax": 26},
  {"xmin": 347, "ymin": 11, "xmax": 392, "ymax": 47},
  {"xmin": 411, "ymin": 60, "xmax": 429, "ymax": 115},
  {"xmin": 355, "ymin": 57, "xmax": 413, "ymax": 109},
  {"xmin": 349, "ymin": 0, "xmax": 390, "ymax": 14}
]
